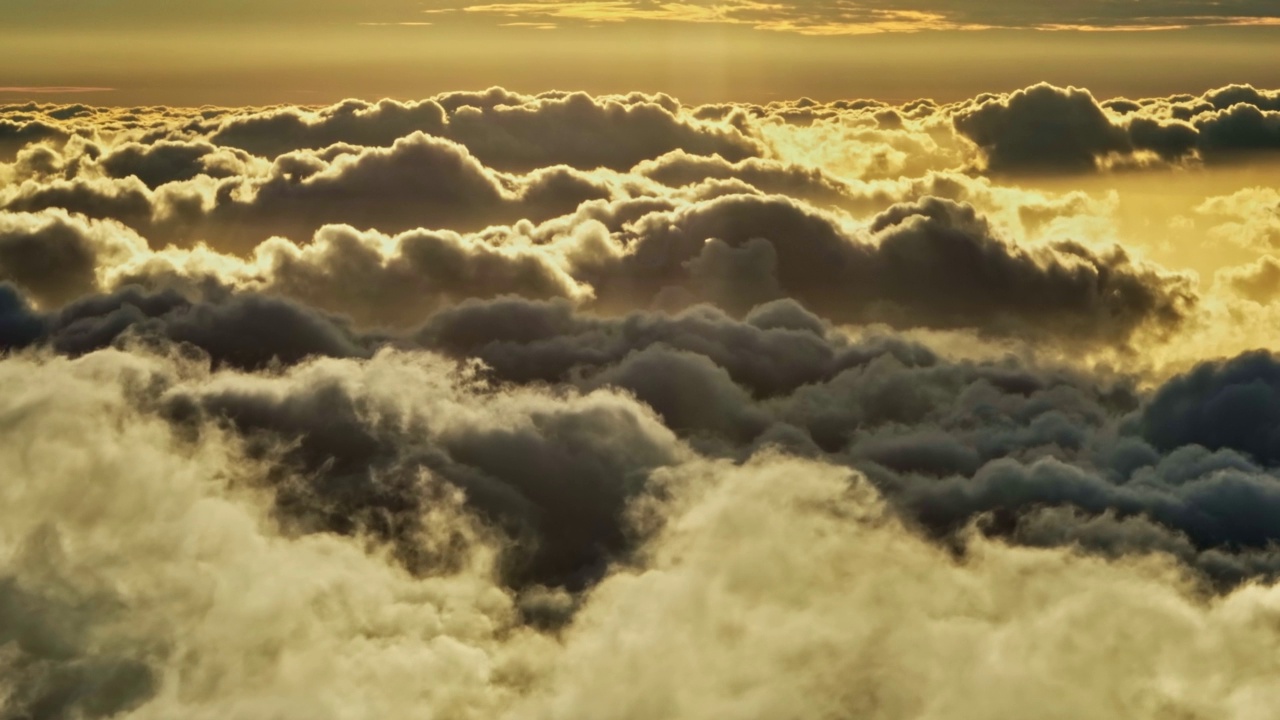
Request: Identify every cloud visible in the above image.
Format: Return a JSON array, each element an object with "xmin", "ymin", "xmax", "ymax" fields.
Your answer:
[
  {"xmin": 1142, "ymin": 350, "xmax": 1280, "ymax": 465},
  {"xmin": 9, "ymin": 276, "xmax": 1280, "ymax": 589},
  {"xmin": 521, "ymin": 454, "xmax": 1280, "ymax": 719},
  {"xmin": 98, "ymin": 140, "xmax": 251, "ymax": 189},
  {"xmin": 953, "ymin": 84, "xmax": 1134, "ymax": 173},
  {"xmin": 50, "ymin": 287, "xmax": 373, "ymax": 368},
  {"xmin": 1217, "ymin": 255, "xmax": 1280, "ymax": 303},
  {"xmin": 0, "ymin": 87, "xmax": 115, "ymax": 94},
  {"xmin": 0, "ymin": 118, "xmax": 68, "ymax": 161},
  {"xmin": 416, "ymin": 297, "xmax": 871, "ymax": 397},
  {"xmin": 442, "ymin": 0, "xmax": 1280, "ymax": 34},
  {"xmin": 8, "ymin": 348, "xmax": 1280, "ymax": 718},
  {"xmin": 584, "ymin": 194, "xmax": 1193, "ymax": 341},
  {"xmin": 5, "ymin": 81, "xmax": 1280, "ymax": 715},
  {"xmin": 0, "ymin": 349, "xmax": 539, "ymax": 720},
  {"xmin": 208, "ymin": 91, "xmax": 763, "ymax": 171},
  {"xmin": 3, "ymin": 178, "xmax": 1186, "ymax": 345},
  {"xmin": 633, "ymin": 150, "xmax": 855, "ymax": 206},
  {"xmin": 1196, "ymin": 187, "xmax": 1280, "ymax": 252},
  {"xmin": 4, "ymin": 133, "xmax": 620, "ymax": 252},
  {"xmin": 242, "ymin": 223, "xmax": 594, "ymax": 327},
  {"xmin": 953, "ymin": 84, "xmax": 1280, "ymax": 173},
  {"xmin": 0, "ymin": 210, "xmax": 146, "ymax": 307}
]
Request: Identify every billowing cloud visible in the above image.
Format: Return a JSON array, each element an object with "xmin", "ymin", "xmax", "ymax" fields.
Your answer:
[
  {"xmin": 953, "ymin": 83, "xmax": 1280, "ymax": 173},
  {"xmin": 0, "ymin": 210, "xmax": 146, "ymax": 307},
  {"xmin": 583, "ymin": 194, "xmax": 1194, "ymax": 340},
  {"xmin": 6, "ymin": 353, "xmax": 1280, "ymax": 718},
  {"xmin": 4, "ymin": 81, "xmax": 1280, "ymax": 716},
  {"xmin": 208, "ymin": 91, "xmax": 763, "ymax": 171}
]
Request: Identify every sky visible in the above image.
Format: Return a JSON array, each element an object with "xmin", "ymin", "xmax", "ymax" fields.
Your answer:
[
  {"xmin": 4, "ymin": 0, "xmax": 1280, "ymax": 104},
  {"xmin": 6, "ymin": 3, "xmax": 1280, "ymax": 719}
]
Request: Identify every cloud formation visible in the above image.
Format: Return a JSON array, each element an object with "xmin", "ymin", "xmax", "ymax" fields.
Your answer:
[
  {"xmin": 4, "ymin": 81, "xmax": 1280, "ymax": 716},
  {"xmin": 6, "ymin": 354, "xmax": 1280, "ymax": 718}
]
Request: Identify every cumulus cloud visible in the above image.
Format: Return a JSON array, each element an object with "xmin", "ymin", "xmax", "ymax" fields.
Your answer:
[
  {"xmin": 583, "ymin": 194, "xmax": 1193, "ymax": 340},
  {"xmin": 954, "ymin": 84, "xmax": 1134, "ymax": 173},
  {"xmin": 5, "ymin": 279, "xmax": 1280, "ymax": 588},
  {"xmin": 6, "ymin": 356, "xmax": 1280, "ymax": 718},
  {"xmin": 953, "ymin": 83, "xmax": 1280, "ymax": 173},
  {"xmin": 0, "ymin": 117, "xmax": 68, "ymax": 161},
  {"xmin": 1142, "ymin": 350, "xmax": 1280, "ymax": 464},
  {"xmin": 4, "ymin": 81, "xmax": 1280, "ymax": 715},
  {"xmin": 0, "ymin": 210, "xmax": 146, "ymax": 306},
  {"xmin": 207, "ymin": 91, "xmax": 763, "ymax": 171},
  {"xmin": 3, "ymin": 133, "xmax": 622, "ymax": 252}
]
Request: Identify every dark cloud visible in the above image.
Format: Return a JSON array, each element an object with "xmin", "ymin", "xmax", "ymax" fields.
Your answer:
[
  {"xmin": 1194, "ymin": 102, "xmax": 1280, "ymax": 157},
  {"xmin": 954, "ymin": 83, "xmax": 1280, "ymax": 172},
  {"xmin": 207, "ymin": 98, "xmax": 449, "ymax": 159},
  {"xmin": 417, "ymin": 297, "xmax": 930, "ymax": 397},
  {"xmin": 633, "ymin": 150, "xmax": 853, "ymax": 206},
  {"xmin": 0, "ymin": 282, "xmax": 46, "ymax": 350},
  {"xmin": 160, "ymin": 354, "xmax": 687, "ymax": 589},
  {"xmin": 98, "ymin": 140, "xmax": 245, "ymax": 188},
  {"xmin": 31, "ymin": 279, "xmax": 1261, "ymax": 591},
  {"xmin": 249, "ymin": 223, "xmax": 589, "ymax": 328},
  {"xmin": 1010, "ymin": 506, "xmax": 1280, "ymax": 588},
  {"xmin": 1143, "ymin": 350, "xmax": 1280, "ymax": 465},
  {"xmin": 412, "ymin": 293, "xmax": 1280, "ymax": 587},
  {"xmin": 586, "ymin": 194, "xmax": 1193, "ymax": 341},
  {"xmin": 0, "ymin": 211, "xmax": 115, "ymax": 307},
  {"xmin": 0, "ymin": 281, "xmax": 376, "ymax": 369},
  {"xmin": 5, "ymin": 133, "xmax": 617, "ymax": 252},
  {"xmin": 954, "ymin": 84, "xmax": 1133, "ymax": 174},
  {"xmin": 55, "ymin": 287, "xmax": 373, "ymax": 368},
  {"xmin": 208, "ymin": 91, "xmax": 763, "ymax": 172},
  {"xmin": 0, "ymin": 119, "xmax": 68, "ymax": 161}
]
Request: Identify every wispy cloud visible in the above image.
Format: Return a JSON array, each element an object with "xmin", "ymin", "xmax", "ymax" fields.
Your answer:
[
  {"xmin": 0, "ymin": 86, "xmax": 115, "ymax": 93},
  {"xmin": 423, "ymin": 0, "xmax": 1280, "ymax": 35}
]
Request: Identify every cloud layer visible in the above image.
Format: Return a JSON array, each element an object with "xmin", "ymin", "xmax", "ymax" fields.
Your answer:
[
  {"xmin": 4, "ymin": 82, "xmax": 1280, "ymax": 717},
  {"xmin": 443, "ymin": 0, "xmax": 1280, "ymax": 34}
]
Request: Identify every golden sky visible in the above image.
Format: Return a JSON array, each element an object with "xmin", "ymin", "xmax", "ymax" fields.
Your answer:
[{"xmin": 3, "ymin": 1, "xmax": 1280, "ymax": 104}]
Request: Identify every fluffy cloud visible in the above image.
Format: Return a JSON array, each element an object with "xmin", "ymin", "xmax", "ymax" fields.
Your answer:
[
  {"xmin": 583, "ymin": 194, "xmax": 1193, "ymax": 340},
  {"xmin": 0, "ymin": 210, "xmax": 146, "ymax": 306},
  {"xmin": 1143, "ymin": 350, "xmax": 1280, "ymax": 464},
  {"xmin": 207, "ymin": 91, "xmax": 764, "ymax": 172},
  {"xmin": 953, "ymin": 83, "xmax": 1280, "ymax": 173},
  {"xmin": 6, "ymin": 279, "xmax": 1280, "ymax": 590},
  {"xmin": 6, "ymin": 354, "xmax": 1280, "ymax": 718},
  {"xmin": 3, "ymin": 134, "xmax": 621, "ymax": 252},
  {"xmin": 4, "ymin": 82, "xmax": 1280, "ymax": 715}
]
